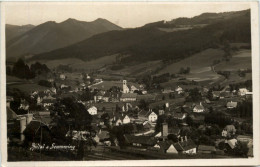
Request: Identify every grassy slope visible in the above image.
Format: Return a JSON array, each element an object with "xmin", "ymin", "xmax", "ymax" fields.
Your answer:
[
  {"xmin": 30, "ymin": 54, "xmax": 119, "ymax": 71},
  {"xmin": 158, "ymin": 48, "xmax": 224, "ymax": 74},
  {"xmin": 215, "ymin": 50, "xmax": 251, "ymax": 71}
]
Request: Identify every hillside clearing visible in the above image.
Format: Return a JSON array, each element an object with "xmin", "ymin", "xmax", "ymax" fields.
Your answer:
[{"xmin": 157, "ymin": 48, "xmax": 224, "ymax": 75}]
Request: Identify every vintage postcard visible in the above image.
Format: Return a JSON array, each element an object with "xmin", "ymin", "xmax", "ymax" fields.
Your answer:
[{"xmin": 0, "ymin": 1, "xmax": 259, "ymax": 166}]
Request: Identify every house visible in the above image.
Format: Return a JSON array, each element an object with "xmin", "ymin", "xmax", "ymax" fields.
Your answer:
[
  {"xmin": 172, "ymin": 112, "xmax": 187, "ymax": 120},
  {"xmin": 175, "ymin": 86, "xmax": 183, "ymax": 94},
  {"xmin": 51, "ymin": 87, "xmax": 57, "ymax": 94},
  {"xmin": 220, "ymin": 92, "xmax": 232, "ymax": 99},
  {"xmin": 60, "ymin": 84, "xmax": 69, "ymax": 89},
  {"xmin": 102, "ymin": 92, "xmax": 120, "ymax": 102},
  {"xmin": 94, "ymin": 78, "xmax": 102, "ymax": 83},
  {"xmin": 226, "ymin": 101, "xmax": 238, "ymax": 109},
  {"xmin": 94, "ymin": 91, "xmax": 105, "ymax": 102},
  {"xmin": 162, "ymin": 88, "xmax": 174, "ymax": 94},
  {"xmin": 19, "ymin": 99, "xmax": 29, "ymax": 110},
  {"xmin": 193, "ymin": 102, "xmax": 205, "ymax": 113},
  {"xmin": 102, "ymin": 92, "xmax": 110, "ymax": 102},
  {"xmin": 136, "ymin": 94, "xmax": 156, "ymax": 102},
  {"xmin": 60, "ymin": 74, "xmax": 66, "ymax": 80},
  {"xmin": 117, "ymin": 114, "xmax": 131, "ymax": 125},
  {"xmin": 130, "ymin": 85, "xmax": 139, "ymax": 93},
  {"xmin": 212, "ymin": 91, "xmax": 221, "ymax": 99},
  {"xmin": 158, "ymin": 110, "xmax": 165, "ymax": 115},
  {"xmin": 222, "ymin": 125, "xmax": 236, "ymax": 137},
  {"xmin": 152, "ymin": 141, "xmax": 175, "ymax": 153},
  {"xmin": 94, "ymin": 130, "xmax": 110, "ymax": 144},
  {"xmin": 236, "ymin": 135, "xmax": 253, "ymax": 143},
  {"xmin": 173, "ymin": 138, "xmax": 197, "ymax": 154},
  {"xmin": 120, "ymin": 93, "xmax": 137, "ymax": 102},
  {"xmin": 238, "ymin": 88, "xmax": 249, "ymax": 96},
  {"xmin": 109, "ymin": 113, "xmax": 131, "ymax": 126},
  {"xmin": 198, "ymin": 145, "xmax": 216, "ymax": 154},
  {"xmin": 41, "ymin": 96, "xmax": 56, "ymax": 108},
  {"xmin": 138, "ymin": 109, "xmax": 158, "ymax": 122},
  {"xmin": 88, "ymin": 106, "xmax": 97, "ymax": 115},
  {"xmin": 227, "ymin": 139, "xmax": 237, "ymax": 149},
  {"xmin": 153, "ymin": 138, "xmax": 196, "ymax": 154}
]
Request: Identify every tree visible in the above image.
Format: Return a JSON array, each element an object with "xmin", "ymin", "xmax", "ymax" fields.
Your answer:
[
  {"xmin": 218, "ymin": 141, "xmax": 226, "ymax": 150},
  {"xmin": 186, "ymin": 115, "xmax": 194, "ymax": 126},
  {"xmin": 138, "ymin": 99, "xmax": 149, "ymax": 110},
  {"xmin": 12, "ymin": 59, "xmax": 35, "ymax": 79},
  {"xmin": 38, "ymin": 80, "xmax": 52, "ymax": 87},
  {"xmin": 185, "ymin": 88, "xmax": 202, "ymax": 102},
  {"xmin": 167, "ymin": 134, "xmax": 178, "ymax": 142}
]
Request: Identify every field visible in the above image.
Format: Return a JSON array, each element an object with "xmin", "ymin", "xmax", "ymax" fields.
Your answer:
[
  {"xmin": 215, "ymin": 50, "xmax": 251, "ymax": 71},
  {"xmin": 102, "ymin": 60, "xmax": 163, "ymax": 77},
  {"xmin": 6, "ymin": 75, "xmax": 48, "ymax": 94},
  {"xmin": 7, "ymin": 83, "xmax": 48, "ymax": 94},
  {"xmin": 158, "ymin": 48, "xmax": 224, "ymax": 75},
  {"xmin": 29, "ymin": 54, "xmax": 120, "ymax": 71}
]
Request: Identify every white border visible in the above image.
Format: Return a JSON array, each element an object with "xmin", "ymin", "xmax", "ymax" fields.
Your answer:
[{"xmin": 1, "ymin": 1, "xmax": 259, "ymax": 166}]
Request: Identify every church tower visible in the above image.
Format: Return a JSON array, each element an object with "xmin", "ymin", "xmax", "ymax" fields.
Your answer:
[{"xmin": 123, "ymin": 80, "xmax": 129, "ymax": 93}]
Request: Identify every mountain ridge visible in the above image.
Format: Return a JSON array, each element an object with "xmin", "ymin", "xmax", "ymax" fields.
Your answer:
[
  {"xmin": 29, "ymin": 9, "xmax": 250, "ymax": 64},
  {"xmin": 6, "ymin": 18, "xmax": 123, "ymax": 59}
]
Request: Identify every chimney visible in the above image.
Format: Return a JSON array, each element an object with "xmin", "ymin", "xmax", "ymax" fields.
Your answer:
[
  {"xmin": 181, "ymin": 137, "xmax": 183, "ymax": 142},
  {"xmin": 185, "ymin": 136, "xmax": 187, "ymax": 141},
  {"xmin": 94, "ymin": 96, "xmax": 97, "ymax": 103},
  {"xmin": 200, "ymin": 102, "xmax": 202, "ymax": 106}
]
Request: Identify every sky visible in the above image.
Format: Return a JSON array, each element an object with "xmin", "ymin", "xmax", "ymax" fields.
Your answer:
[{"xmin": 4, "ymin": 2, "xmax": 250, "ymax": 28}]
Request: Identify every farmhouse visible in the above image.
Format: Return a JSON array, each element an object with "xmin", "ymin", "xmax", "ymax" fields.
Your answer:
[
  {"xmin": 175, "ymin": 86, "xmax": 183, "ymax": 94},
  {"xmin": 153, "ymin": 138, "xmax": 197, "ymax": 154},
  {"xmin": 222, "ymin": 125, "xmax": 236, "ymax": 137},
  {"xmin": 138, "ymin": 110, "xmax": 158, "ymax": 122},
  {"xmin": 110, "ymin": 113, "xmax": 131, "ymax": 126},
  {"xmin": 238, "ymin": 88, "xmax": 249, "ymax": 96},
  {"xmin": 88, "ymin": 106, "xmax": 98, "ymax": 115},
  {"xmin": 193, "ymin": 103, "xmax": 205, "ymax": 113}
]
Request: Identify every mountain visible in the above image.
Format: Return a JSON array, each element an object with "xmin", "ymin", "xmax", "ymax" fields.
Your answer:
[
  {"xmin": 6, "ymin": 18, "xmax": 122, "ymax": 59},
  {"xmin": 168, "ymin": 9, "xmax": 250, "ymax": 25},
  {"xmin": 5, "ymin": 24, "xmax": 35, "ymax": 42},
  {"xmin": 30, "ymin": 9, "xmax": 250, "ymax": 64}
]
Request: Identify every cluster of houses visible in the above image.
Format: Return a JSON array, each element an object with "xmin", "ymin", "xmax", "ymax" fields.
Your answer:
[{"xmin": 6, "ymin": 72, "xmax": 253, "ymax": 159}]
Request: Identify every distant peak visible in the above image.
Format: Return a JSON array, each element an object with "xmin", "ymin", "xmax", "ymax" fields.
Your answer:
[
  {"xmin": 61, "ymin": 18, "xmax": 79, "ymax": 24},
  {"xmin": 93, "ymin": 18, "xmax": 108, "ymax": 22}
]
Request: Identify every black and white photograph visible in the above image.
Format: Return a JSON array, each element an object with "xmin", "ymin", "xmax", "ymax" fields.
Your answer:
[{"xmin": 1, "ymin": 1, "xmax": 259, "ymax": 166}]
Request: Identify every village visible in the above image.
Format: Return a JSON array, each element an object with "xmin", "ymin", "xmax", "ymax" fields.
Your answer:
[{"xmin": 6, "ymin": 67, "xmax": 253, "ymax": 160}]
